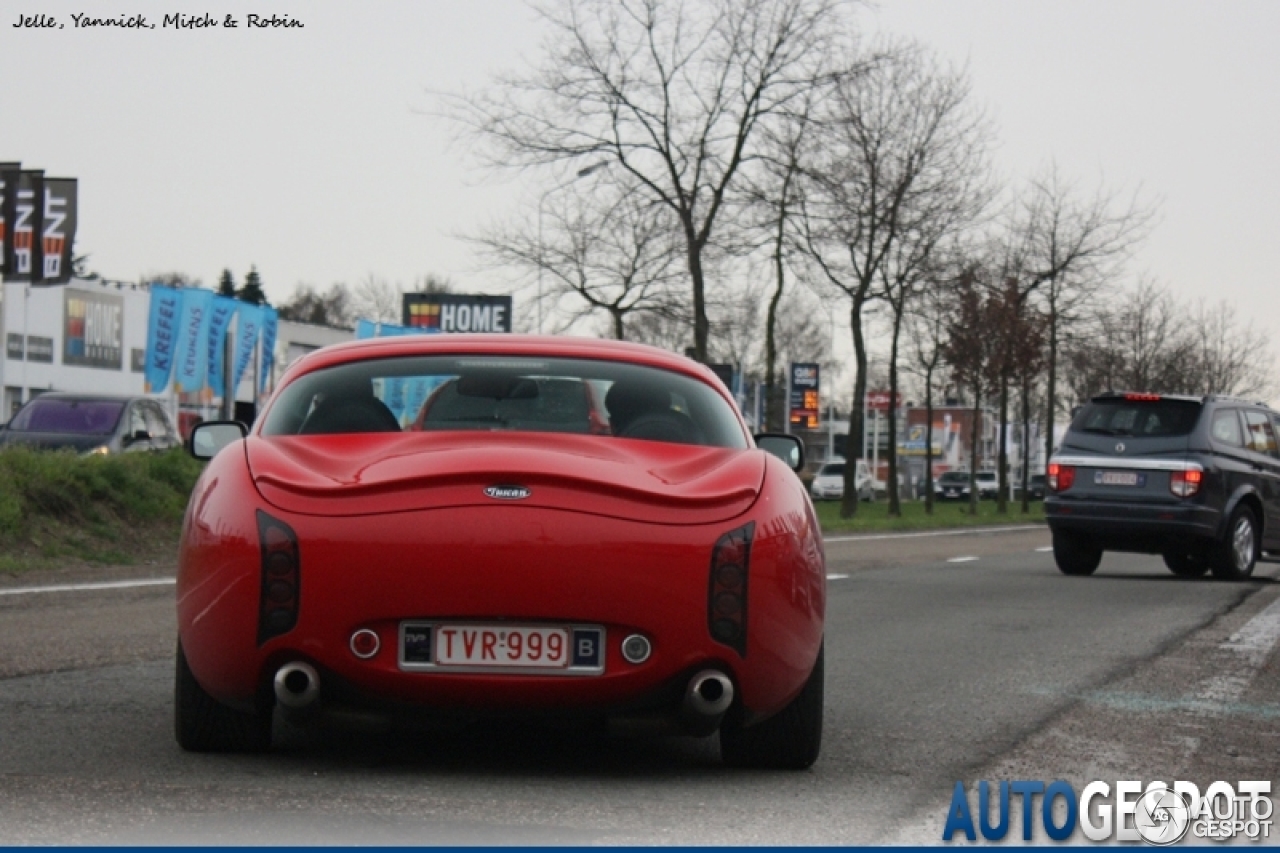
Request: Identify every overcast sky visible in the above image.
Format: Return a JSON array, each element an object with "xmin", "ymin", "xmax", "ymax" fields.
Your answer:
[{"xmin": 4, "ymin": 0, "xmax": 1278, "ymax": 378}]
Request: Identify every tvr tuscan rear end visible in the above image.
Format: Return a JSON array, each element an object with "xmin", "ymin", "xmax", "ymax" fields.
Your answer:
[{"xmin": 176, "ymin": 335, "xmax": 825, "ymax": 768}]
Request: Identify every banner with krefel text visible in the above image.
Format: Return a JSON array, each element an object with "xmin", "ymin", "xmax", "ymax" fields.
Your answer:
[{"xmin": 144, "ymin": 284, "xmax": 277, "ymax": 396}]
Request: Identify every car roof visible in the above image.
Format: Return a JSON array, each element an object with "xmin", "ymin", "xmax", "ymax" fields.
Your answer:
[{"xmin": 282, "ymin": 334, "xmax": 723, "ymax": 388}]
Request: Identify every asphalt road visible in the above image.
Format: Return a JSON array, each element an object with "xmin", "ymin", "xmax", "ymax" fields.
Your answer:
[{"xmin": 0, "ymin": 526, "xmax": 1276, "ymax": 845}]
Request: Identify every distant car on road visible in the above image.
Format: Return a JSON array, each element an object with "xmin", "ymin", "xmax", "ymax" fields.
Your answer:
[
  {"xmin": 1046, "ymin": 391, "xmax": 1280, "ymax": 580},
  {"xmin": 934, "ymin": 470, "xmax": 969, "ymax": 501},
  {"xmin": 0, "ymin": 393, "xmax": 180, "ymax": 455},
  {"xmin": 974, "ymin": 470, "xmax": 999, "ymax": 500}
]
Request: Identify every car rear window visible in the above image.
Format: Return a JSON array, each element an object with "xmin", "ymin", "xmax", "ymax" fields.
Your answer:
[
  {"xmin": 260, "ymin": 355, "xmax": 748, "ymax": 448},
  {"xmin": 7, "ymin": 398, "xmax": 124, "ymax": 435},
  {"xmin": 939, "ymin": 472, "xmax": 967, "ymax": 484},
  {"xmin": 818, "ymin": 463, "xmax": 845, "ymax": 476},
  {"xmin": 1072, "ymin": 399, "xmax": 1202, "ymax": 438}
]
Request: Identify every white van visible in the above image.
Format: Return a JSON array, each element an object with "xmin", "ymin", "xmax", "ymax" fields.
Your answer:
[{"xmin": 809, "ymin": 458, "xmax": 877, "ymax": 501}]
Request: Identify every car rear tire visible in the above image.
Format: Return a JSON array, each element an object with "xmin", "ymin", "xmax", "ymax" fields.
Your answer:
[
  {"xmin": 175, "ymin": 641, "xmax": 273, "ymax": 753},
  {"xmin": 1052, "ymin": 530, "xmax": 1102, "ymax": 576},
  {"xmin": 720, "ymin": 643, "xmax": 823, "ymax": 770},
  {"xmin": 1210, "ymin": 506, "xmax": 1258, "ymax": 581},
  {"xmin": 1162, "ymin": 550, "xmax": 1209, "ymax": 578}
]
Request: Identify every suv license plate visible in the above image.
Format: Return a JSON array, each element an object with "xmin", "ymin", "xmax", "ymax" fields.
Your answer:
[{"xmin": 1094, "ymin": 470, "xmax": 1145, "ymax": 487}]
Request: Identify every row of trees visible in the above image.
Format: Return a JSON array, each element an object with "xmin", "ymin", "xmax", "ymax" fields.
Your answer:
[{"xmin": 449, "ymin": 0, "xmax": 1263, "ymax": 519}]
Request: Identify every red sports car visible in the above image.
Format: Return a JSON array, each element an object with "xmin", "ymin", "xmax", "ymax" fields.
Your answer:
[{"xmin": 177, "ymin": 335, "xmax": 825, "ymax": 768}]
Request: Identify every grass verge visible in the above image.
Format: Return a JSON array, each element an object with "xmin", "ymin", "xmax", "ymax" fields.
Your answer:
[
  {"xmin": 0, "ymin": 446, "xmax": 203, "ymax": 576},
  {"xmin": 814, "ymin": 497, "xmax": 1045, "ymax": 534}
]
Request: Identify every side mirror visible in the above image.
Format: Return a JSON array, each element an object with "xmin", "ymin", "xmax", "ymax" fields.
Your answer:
[
  {"xmin": 189, "ymin": 420, "xmax": 248, "ymax": 461},
  {"xmin": 754, "ymin": 433, "xmax": 805, "ymax": 473}
]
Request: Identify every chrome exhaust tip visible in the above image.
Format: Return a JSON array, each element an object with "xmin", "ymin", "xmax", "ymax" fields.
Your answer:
[
  {"xmin": 273, "ymin": 661, "xmax": 320, "ymax": 710},
  {"xmin": 684, "ymin": 669, "xmax": 734, "ymax": 718}
]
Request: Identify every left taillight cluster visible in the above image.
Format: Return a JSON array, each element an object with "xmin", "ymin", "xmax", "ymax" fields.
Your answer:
[
  {"xmin": 1048, "ymin": 462, "xmax": 1075, "ymax": 492},
  {"xmin": 1170, "ymin": 468, "xmax": 1203, "ymax": 497},
  {"xmin": 708, "ymin": 522, "xmax": 754, "ymax": 657},
  {"xmin": 257, "ymin": 510, "xmax": 300, "ymax": 645}
]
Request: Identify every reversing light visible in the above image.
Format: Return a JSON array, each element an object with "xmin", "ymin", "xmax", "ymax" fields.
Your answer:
[
  {"xmin": 1170, "ymin": 468, "xmax": 1203, "ymax": 498},
  {"xmin": 257, "ymin": 510, "xmax": 301, "ymax": 645},
  {"xmin": 1048, "ymin": 463, "xmax": 1075, "ymax": 492},
  {"xmin": 708, "ymin": 523, "xmax": 754, "ymax": 657},
  {"xmin": 350, "ymin": 628, "xmax": 381, "ymax": 659}
]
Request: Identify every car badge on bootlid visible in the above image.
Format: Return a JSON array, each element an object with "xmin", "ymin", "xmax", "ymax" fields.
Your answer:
[
  {"xmin": 1115, "ymin": 443, "xmax": 1126, "ymax": 453},
  {"xmin": 484, "ymin": 485, "xmax": 531, "ymax": 500}
]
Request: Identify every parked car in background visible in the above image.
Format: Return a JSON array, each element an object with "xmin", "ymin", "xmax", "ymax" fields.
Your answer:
[
  {"xmin": 974, "ymin": 470, "xmax": 1000, "ymax": 500},
  {"xmin": 809, "ymin": 458, "xmax": 875, "ymax": 502},
  {"xmin": 1046, "ymin": 391, "xmax": 1279, "ymax": 580},
  {"xmin": 934, "ymin": 470, "xmax": 970, "ymax": 501},
  {"xmin": 0, "ymin": 393, "xmax": 180, "ymax": 455},
  {"xmin": 1013, "ymin": 474, "xmax": 1047, "ymax": 501}
]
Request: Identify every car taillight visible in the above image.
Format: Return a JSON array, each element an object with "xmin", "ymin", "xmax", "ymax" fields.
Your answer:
[
  {"xmin": 708, "ymin": 522, "xmax": 754, "ymax": 657},
  {"xmin": 257, "ymin": 510, "xmax": 301, "ymax": 645},
  {"xmin": 1170, "ymin": 469, "xmax": 1202, "ymax": 498},
  {"xmin": 1048, "ymin": 463, "xmax": 1075, "ymax": 492}
]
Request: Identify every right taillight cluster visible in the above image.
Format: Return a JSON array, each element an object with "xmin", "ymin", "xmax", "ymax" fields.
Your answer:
[
  {"xmin": 1170, "ymin": 469, "xmax": 1203, "ymax": 498},
  {"xmin": 708, "ymin": 522, "xmax": 754, "ymax": 657},
  {"xmin": 1048, "ymin": 463, "xmax": 1075, "ymax": 492}
]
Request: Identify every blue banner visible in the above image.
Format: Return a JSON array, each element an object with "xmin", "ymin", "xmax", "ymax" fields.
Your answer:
[
  {"xmin": 231, "ymin": 303, "xmax": 265, "ymax": 396},
  {"xmin": 144, "ymin": 285, "xmax": 184, "ymax": 393},
  {"xmin": 258, "ymin": 307, "xmax": 278, "ymax": 394},
  {"xmin": 171, "ymin": 288, "xmax": 214, "ymax": 393},
  {"xmin": 205, "ymin": 296, "xmax": 237, "ymax": 399}
]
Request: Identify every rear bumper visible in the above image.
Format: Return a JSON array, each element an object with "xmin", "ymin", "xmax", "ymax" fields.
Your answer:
[
  {"xmin": 1045, "ymin": 497, "xmax": 1221, "ymax": 552},
  {"xmin": 178, "ymin": 500, "xmax": 825, "ymax": 724}
]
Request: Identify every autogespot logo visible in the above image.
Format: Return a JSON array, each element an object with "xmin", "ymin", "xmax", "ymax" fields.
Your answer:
[{"xmin": 942, "ymin": 780, "xmax": 1273, "ymax": 844}]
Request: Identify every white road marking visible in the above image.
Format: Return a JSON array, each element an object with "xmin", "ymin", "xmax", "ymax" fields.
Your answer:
[
  {"xmin": 1197, "ymin": 596, "xmax": 1280, "ymax": 705},
  {"xmin": 824, "ymin": 524, "xmax": 1043, "ymax": 543},
  {"xmin": 947, "ymin": 556, "xmax": 979, "ymax": 563},
  {"xmin": 0, "ymin": 578, "xmax": 176, "ymax": 597},
  {"xmin": 826, "ymin": 573, "xmax": 849, "ymax": 580},
  {"xmin": 1035, "ymin": 546, "xmax": 1053, "ymax": 552}
]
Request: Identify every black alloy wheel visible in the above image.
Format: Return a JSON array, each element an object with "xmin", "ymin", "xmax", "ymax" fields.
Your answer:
[{"xmin": 1210, "ymin": 506, "xmax": 1258, "ymax": 581}]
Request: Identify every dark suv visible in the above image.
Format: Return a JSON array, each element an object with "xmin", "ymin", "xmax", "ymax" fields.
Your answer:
[{"xmin": 1045, "ymin": 392, "xmax": 1279, "ymax": 581}]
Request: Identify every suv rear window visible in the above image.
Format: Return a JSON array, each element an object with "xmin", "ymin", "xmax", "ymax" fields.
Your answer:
[{"xmin": 1073, "ymin": 399, "xmax": 1202, "ymax": 438}]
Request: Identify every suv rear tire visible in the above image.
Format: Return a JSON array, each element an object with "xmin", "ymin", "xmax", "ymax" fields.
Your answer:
[
  {"xmin": 1210, "ymin": 506, "xmax": 1258, "ymax": 581},
  {"xmin": 1053, "ymin": 530, "xmax": 1102, "ymax": 576},
  {"xmin": 1162, "ymin": 549, "xmax": 1209, "ymax": 578}
]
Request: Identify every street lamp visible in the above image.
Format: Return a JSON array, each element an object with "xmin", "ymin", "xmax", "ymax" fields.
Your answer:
[{"xmin": 536, "ymin": 161, "xmax": 610, "ymax": 334}]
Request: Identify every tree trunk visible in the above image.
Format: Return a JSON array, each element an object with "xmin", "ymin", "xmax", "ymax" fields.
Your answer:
[
  {"xmin": 612, "ymin": 308, "xmax": 625, "ymax": 341},
  {"xmin": 924, "ymin": 366, "xmax": 935, "ymax": 515},
  {"xmin": 763, "ymin": 214, "xmax": 787, "ymax": 432},
  {"xmin": 886, "ymin": 311, "xmax": 903, "ymax": 517},
  {"xmin": 968, "ymin": 391, "xmax": 981, "ymax": 516},
  {"xmin": 1020, "ymin": 375, "xmax": 1032, "ymax": 514},
  {"xmin": 1044, "ymin": 302, "xmax": 1059, "ymax": 471},
  {"xmin": 841, "ymin": 297, "xmax": 869, "ymax": 519},
  {"xmin": 997, "ymin": 370, "xmax": 1009, "ymax": 514}
]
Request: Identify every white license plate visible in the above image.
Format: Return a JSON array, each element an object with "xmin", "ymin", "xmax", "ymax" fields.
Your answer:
[
  {"xmin": 435, "ymin": 625, "xmax": 569, "ymax": 667},
  {"xmin": 1094, "ymin": 470, "xmax": 1144, "ymax": 487},
  {"xmin": 399, "ymin": 622, "xmax": 606, "ymax": 675}
]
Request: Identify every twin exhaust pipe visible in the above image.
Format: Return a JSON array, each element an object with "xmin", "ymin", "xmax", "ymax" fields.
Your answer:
[{"xmin": 273, "ymin": 660, "xmax": 735, "ymax": 735}]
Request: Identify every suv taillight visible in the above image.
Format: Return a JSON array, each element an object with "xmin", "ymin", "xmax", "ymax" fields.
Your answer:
[
  {"xmin": 1048, "ymin": 463, "xmax": 1075, "ymax": 492},
  {"xmin": 1170, "ymin": 469, "xmax": 1202, "ymax": 498}
]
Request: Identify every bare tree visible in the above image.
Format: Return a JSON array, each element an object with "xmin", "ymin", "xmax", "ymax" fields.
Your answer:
[
  {"xmin": 798, "ymin": 43, "xmax": 991, "ymax": 518},
  {"xmin": 1008, "ymin": 166, "xmax": 1153, "ymax": 465},
  {"xmin": 473, "ymin": 181, "xmax": 684, "ymax": 339},
  {"xmin": 904, "ymin": 276, "xmax": 954, "ymax": 514},
  {"xmin": 944, "ymin": 271, "xmax": 999, "ymax": 515},
  {"xmin": 1187, "ymin": 299, "xmax": 1275, "ymax": 398},
  {"xmin": 451, "ymin": 0, "xmax": 846, "ymax": 361}
]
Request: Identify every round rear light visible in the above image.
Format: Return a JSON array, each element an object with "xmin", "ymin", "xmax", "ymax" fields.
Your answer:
[
  {"xmin": 350, "ymin": 628, "xmax": 381, "ymax": 659},
  {"xmin": 621, "ymin": 633, "xmax": 651, "ymax": 664}
]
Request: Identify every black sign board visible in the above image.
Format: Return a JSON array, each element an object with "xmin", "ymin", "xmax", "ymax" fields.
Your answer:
[
  {"xmin": 5, "ymin": 332, "xmax": 22, "ymax": 360},
  {"xmin": 41, "ymin": 178, "xmax": 76, "ymax": 284},
  {"xmin": 403, "ymin": 293, "xmax": 513, "ymax": 333},
  {"xmin": 0, "ymin": 162, "xmax": 20, "ymax": 276},
  {"xmin": 26, "ymin": 336, "xmax": 54, "ymax": 363},
  {"xmin": 789, "ymin": 362, "xmax": 820, "ymax": 429}
]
